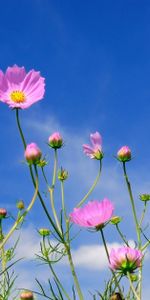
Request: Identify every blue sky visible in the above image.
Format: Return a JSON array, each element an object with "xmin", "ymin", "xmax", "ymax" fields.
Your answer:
[{"xmin": 1, "ymin": 0, "xmax": 150, "ymax": 298}]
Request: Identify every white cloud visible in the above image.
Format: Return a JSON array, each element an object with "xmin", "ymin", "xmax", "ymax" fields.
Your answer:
[{"xmin": 71, "ymin": 242, "xmax": 120, "ymax": 270}]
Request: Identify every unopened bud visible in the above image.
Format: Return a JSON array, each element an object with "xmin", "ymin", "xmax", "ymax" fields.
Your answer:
[
  {"xmin": 139, "ymin": 194, "xmax": 150, "ymax": 202},
  {"xmin": 20, "ymin": 291, "xmax": 34, "ymax": 300},
  {"xmin": 0, "ymin": 208, "xmax": 7, "ymax": 219},
  {"xmin": 38, "ymin": 228, "xmax": 50, "ymax": 237},
  {"xmin": 58, "ymin": 168, "xmax": 68, "ymax": 181},
  {"xmin": 117, "ymin": 146, "xmax": 131, "ymax": 162},
  {"xmin": 110, "ymin": 293, "xmax": 123, "ymax": 300},
  {"xmin": 37, "ymin": 158, "xmax": 48, "ymax": 167},
  {"xmin": 16, "ymin": 200, "xmax": 25, "ymax": 210},
  {"xmin": 110, "ymin": 216, "xmax": 122, "ymax": 225},
  {"xmin": 25, "ymin": 143, "xmax": 42, "ymax": 165},
  {"xmin": 48, "ymin": 132, "xmax": 63, "ymax": 149},
  {"xmin": 130, "ymin": 274, "xmax": 138, "ymax": 281}
]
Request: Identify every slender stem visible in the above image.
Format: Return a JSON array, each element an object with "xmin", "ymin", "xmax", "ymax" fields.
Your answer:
[
  {"xmin": 15, "ymin": 110, "xmax": 63, "ymax": 241},
  {"xmin": 100, "ymin": 229, "xmax": 110, "ymax": 262},
  {"xmin": 122, "ymin": 162, "xmax": 140, "ymax": 246},
  {"xmin": 116, "ymin": 224, "xmax": 129, "ymax": 246},
  {"xmin": 100, "ymin": 229, "xmax": 123, "ymax": 298},
  {"xmin": 16, "ymin": 109, "xmax": 26, "ymax": 149},
  {"xmin": 77, "ymin": 159, "xmax": 102, "ymax": 207},
  {"xmin": 141, "ymin": 240, "xmax": 150, "ymax": 251},
  {"xmin": 139, "ymin": 202, "xmax": 147, "ymax": 228},
  {"xmin": 52, "ymin": 150, "xmax": 57, "ymax": 187},
  {"xmin": 122, "ymin": 162, "xmax": 142, "ymax": 297},
  {"xmin": 61, "ymin": 181, "xmax": 67, "ymax": 221},
  {"xmin": 1, "ymin": 244, "xmax": 6, "ymax": 297},
  {"xmin": 49, "ymin": 149, "xmax": 62, "ymax": 233},
  {"xmin": 65, "ymin": 244, "xmax": 84, "ymax": 300},
  {"xmin": 0, "ymin": 220, "xmax": 6, "ymax": 296},
  {"xmin": 43, "ymin": 237, "xmax": 71, "ymax": 300},
  {"xmin": 64, "ymin": 220, "xmax": 84, "ymax": 300},
  {"xmin": 0, "ymin": 178, "xmax": 38, "ymax": 250},
  {"xmin": 49, "ymin": 188, "xmax": 62, "ymax": 233},
  {"xmin": 41, "ymin": 167, "xmax": 49, "ymax": 185},
  {"xmin": 127, "ymin": 272, "xmax": 140, "ymax": 300}
]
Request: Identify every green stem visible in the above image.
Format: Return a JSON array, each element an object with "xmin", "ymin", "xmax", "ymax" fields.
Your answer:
[
  {"xmin": 0, "ymin": 178, "xmax": 38, "ymax": 250},
  {"xmin": 122, "ymin": 162, "xmax": 142, "ymax": 298},
  {"xmin": 116, "ymin": 224, "xmax": 129, "ymax": 246},
  {"xmin": 139, "ymin": 202, "xmax": 147, "ymax": 228},
  {"xmin": 100, "ymin": 229, "xmax": 123, "ymax": 298},
  {"xmin": 49, "ymin": 187, "xmax": 62, "ymax": 233},
  {"xmin": 52, "ymin": 149, "xmax": 57, "ymax": 188},
  {"xmin": 15, "ymin": 110, "xmax": 63, "ymax": 242},
  {"xmin": 127, "ymin": 272, "xmax": 140, "ymax": 300},
  {"xmin": 16, "ymin": 109, "xmax": 26, "ymax": 149},
  {"xmin": 77, "ymin": 159, "xmax": 102, "ymax": 207},
  {"xmin": 49, "ymin": 149, "xmax": 62, "ymax": 233},
  {"xmin": 141, "ymin": 240, "xmax": 150, "ymax": 251},
  {"xmin": 41, "ymin": 167, "xmax": 49, "ymax": 185},
  {"xmin": 122, "ymin": 162, "xmax": 140, "ymax": 246},
  {"xmin": 0, "ymin": 220, "xmax": 6, "ymax": 297},
  {"xmin": 61, "ymin": 181, "xmax": 67, "ymax": 221},
  {"xmin": 43, "ymin": 237, "xmax": 71, "ymax": 300},
  {"xmin": 65, "ymin": 245, "xmax": 84, "ymax": 300}
]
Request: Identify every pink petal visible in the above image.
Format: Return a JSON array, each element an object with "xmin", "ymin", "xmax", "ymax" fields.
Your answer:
[
  {"xmin": 21, "ymin": 70, "xmax": 44, "ymax": 94},
  {"xmin": 90, "ymin": 132, "xmax": 102, "ymax": 147},
  {"xmin": 0, "ymin": 71, "xmax": 8, "ymax": 94},
  {"xmin": 83, "ymin": 144, "xmax": 94, "ymax": 155},
  {"xmin": 5, "ymin": 65, "xmax": 26, "ymax": 84}
]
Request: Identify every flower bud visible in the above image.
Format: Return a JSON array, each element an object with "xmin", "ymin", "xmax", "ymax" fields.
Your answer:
[
  {"xmin": 0, "ymin": 208, "xmax": 7, "ymax": 219},
  {"xmin": 139, "ymin": 194, "xmax": 150, "ymax": 202},
  {"xmin": 110, "ymin": 216, "xmax": 122, "ymax": 225},
  {"xmin": 20, "ymin": 291, "xmax": 34, "ymax": 300},
  {"xmin": 110, "ymin": 293, "xmax": 123, "ymax": 300},
  {"xmin": 58, "ymin": 168, "xmax": 68, "ymax": 181},
  {"xmin": 16, "ymin": 200, "xmax": 25, "ymax": 210},
  {"xmin": 38, "ymin": 228, "xmax": 50, "ymax": 237},
  {"xmin": 25, "ymin": 143, "xmax": 42, "ymax": 165},
  {"xmin": 48, "ymin": 132, "xmax": 63, "ymax": 149},
  {"xmin": 117, "ymin": 146, "xmax": 131, "ymax": 162},
  {"xmin": 37, "ymin": 158, "xmax": 48, "ymax": 168},
  {"xmin": 130, "ymin": 274, "xmax": 138, "ymax": 281}
]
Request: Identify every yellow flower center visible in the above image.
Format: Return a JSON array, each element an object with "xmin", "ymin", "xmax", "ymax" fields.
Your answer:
[{"xmin": 10, "ymin": 90, "xmax": 25, "ymax": 103}]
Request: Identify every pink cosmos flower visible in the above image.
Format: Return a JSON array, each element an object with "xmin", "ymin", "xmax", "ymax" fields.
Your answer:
[
  {"xmin": 83, "ymin": 131, "xmax": 103, "ymax": 160},
  {"xmin": 69, "ymin": 198, "xmax": 114, "ymax": 228},
  {"xmin": 0, "ymin": 65, "xmax": 45, "ymax": 109},
  {"xmin": 48, "ymin": 132, "xmax": 63, "ymax": 149},
  {"xmin": 117, "ymin": 146, "xmax": 131, "ymax": 162},
  {"xmin": 109, "ymin": 246, "xmax": 143, "ymax": 274},
  {"xmin": 25, "ymin": 143, "xmax": 42, "ymax": 164}
]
